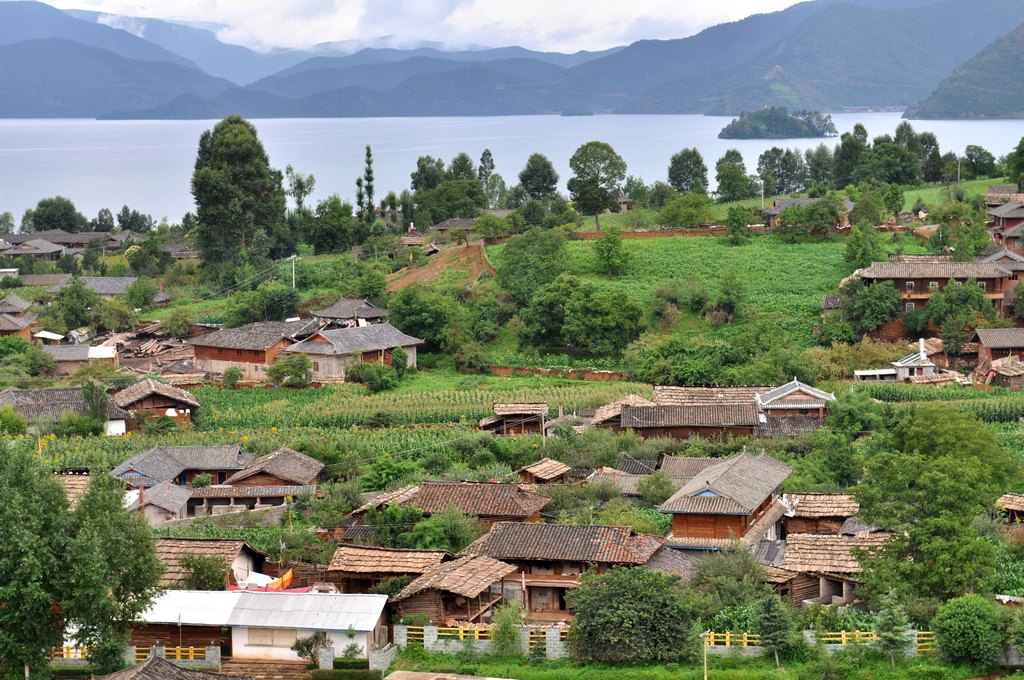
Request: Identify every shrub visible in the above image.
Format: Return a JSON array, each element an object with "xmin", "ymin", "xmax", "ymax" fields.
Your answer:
[
  {"xmin": 190, "ymin": 473, "xmax": 213, "ymax": 488},
  {"xmin": 267, "ymin": 353, "xmax": 312, "ymax": 387},
  {"xmin": 636, "ymin": 471, "xmax": 675, "ymax": 505},
  {"xmin": 345, "ymin": 361, "xmax": 399, "ymax": 393},
  {"xmin": 931, "ymin": 594, "xmax": 1004, "ymax": 666},
  {"xmin": 163, "ymin": 307, "xmax": 196, "ymax": 339},
  {"xmin": 50, "ymin": 412, "xmax": 102, "ymax": 437},
  {"xmin": 292, "ymin": 631, "xmax": 331, "ymax": 664},
  {"xmin": 332, "ymin": 658, "xmax": 369, "ymax": 669},
  {"xmin": 367, "ymin": 575, "xmax": 411, "ymax": 597},
  {"xmin": 402, "ymin": 613, "xmax": 428, "ymax": 626},
  {"xmin": 180, "ymin": 553, "xmax": 225, "ymax": 590},
  {"xmin": 0, "ymin": 403, "xmax": 27, "ymax": 435},
  {"xmin": 491, "ymin": 602, "xmax": 526, "ymax": 658},
  {"xmin": 390, "ymin": 347, "xmax": 409, "ymax": 380},
  {"xmin": 310, "ymin": 671, "xmax": 381, "ymax": 680},
  {"xmin": 222, "ymin": 366, "xmax": 243, "ymax": 388}
]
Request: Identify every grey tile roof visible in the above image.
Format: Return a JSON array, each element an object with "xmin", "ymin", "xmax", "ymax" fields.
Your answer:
[
  {"xmin": 0, "ymin": 295, "xmax": 30, "ymax": 314},
  {"xmin": 659, "ymin": 453, "xmax": 791, "ymax": 515},
  {"xmin": 766, "ymin": 197, "xmax": 854, "ymax": 216},
  {"xmin": 189, "ymin": 484, "xmax": 315, "ymax": 499},
  {"xmin": 620, "ymin": 404, "xmax": 759, "ymax": 428},
  {"xmin": 4, "ymin": 229, "xmax": 72, "ymax": 244},
  {"xmin": 0, "ymin": 386, "xmax": 127, "ymax": 423},
  {"xmin": 313, "ymin": 297, "xmax": 388, "ymax": 320},
  {"xmin": 284, "ymin": 322, "xmax": 423, "ymax": 356},
  {"xmin": 461, "ymin": 522, "xmax": 664, "ymax": 564},
  {"xmin": 756, "ymin": 380, "xmax": 835, "ymax": 409},
  {"xmin": 47, "ymin": 276, "xmax": 160, "ymax": 298},
  {"xmin": 975, "ymin": 328, "xmax": 1024, "ymax": 350},
  {"xmin": 128, "ymin": 481, "xmax": 191, "ymax": 514},
  {"xmin": 224, "ymin": 447, "xmax": 324, "ymax": 486},
  {"xmin": 3, "ymin": 239, "xmax": 63, "ymax": 255},
  {"xmin": 97, "ymin": 656, "xmax": 254, "ymax": 680},
  {"xmin": 114, "ymin": 379, "xmax": 200, "ymax": 409},
  {"xmin": 41, "ymin": 345, "xmax": 90, "ymax": 362},
  {"xmin": 187, "ymin": 319, "xmax": 322, "ymax": 351},
  {"xmin": 112, "ymin": 445, "xmax": 252, "ymax": 484},
  {"xmin": 0, "ymin": 312, "xmax": 35, "ymax": 331},
  {"xmin": 988, "ymin": 202, "xmax": 1024, "ymax": 219},
  {"xmin": 659, "ymin": 456, "xmax": 721, "ymax": 479},
  {"xmin": 858, "ymin": 261, "xmax": 1011, "ymax": 279}
]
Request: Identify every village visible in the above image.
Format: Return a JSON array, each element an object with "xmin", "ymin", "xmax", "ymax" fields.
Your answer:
[{"xmin": 1, "ymin": 174, "xmax": 1024, "ymax": 680}]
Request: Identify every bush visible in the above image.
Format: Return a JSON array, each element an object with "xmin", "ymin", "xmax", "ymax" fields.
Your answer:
[
  {"xmin": 163, "ymin": 307, "xmax": 196, "ymax": 339},
  {"xmin": 906, "ymin": 665, "xmax": 953, "ymax": 680},
  {"xmin": 293, "ymin": 631, "xmax": 331, "ymax": 664},
  {"xmin": 310, "ymin": 671, "xmax": 381, "ymax": 680},
  {"xmin": 222, "ymin": 366, "xmax": 243, "ymax": 388},
  {"xmin": 50, "ymin": 412, "xmax": 103, "ymax": 437},
  {"xmin": 345, "ymin": 361, "xmax": 399, "ymax": 393},
  {"xmin": 267, "ymin": 353, "xmax": 312, "ymax": 387},
  {"xmin": 0, "ymin": 403, "xmax": 27, "ymax": 435},
  {"xmin": 491, "ymin": 603, "xmax": 526, "ymax": 658},
  {"xmin": 180, "ymin": 553, "xmax": 225, "ymax": 590},
  {"xmin": 190, "ymin": 473, "xmax": 213, "ymax": 488},
  {"xmin": 931, "ymin": 594, "xmax": 1004, "ymax": 666},
  {"xmin": 333, "ymin": 658, "xmax": 369, "ymax": 669},
  {"xmin": 391, "ymin": 347, "xmax": 409, "ymax": 380}
]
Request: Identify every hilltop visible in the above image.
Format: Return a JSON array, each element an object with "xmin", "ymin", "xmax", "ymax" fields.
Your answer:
[{"xmin": 907, "ymin": 22, "xmax": 1024, "ymax": 119}]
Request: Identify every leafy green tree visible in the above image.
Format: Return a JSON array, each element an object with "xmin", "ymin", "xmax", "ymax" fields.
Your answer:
[
  {"xmin": 805, "ymin": 144, "xmax": 835, "ymax": 187},
  {"xmin": 478, "ymin": 149, "xmax": 495, "ymax": 185},
  {"xmin": 884, "ymin": 184, "xmax": 905, "ymax": 222},
  {"xmin": 856, "ymin": 406, "xmax": 1015, "ymax": 603},
  {"xmin": 446, "ymin": 152, "xmax": 477, "ymax": 182},
  {"xmin": 927, "ymin": 278, "xmax": 995, "ymax": 334},
  {"xmin": 932, "ymin": 595, "xmax": 1005, "ymax": 666},
  {"xmin": 667, "ymin": 148, "xmax": 708, "ymax": 194},
  {"xmin": 116, "ymin": 205, "xmax": 154, "ymax": 232},
  {"xmin": 875, "ymin": 591, "xmax": 911, "ymax": 667},
  {"xmin": 567, "ymin": 141, "xmax": 627, "ymax": 229},
  {"xmin": 566, "ymin": 567, "xmax": 699, "ymax": 663},
  {"xmin": 344, "ymin": 361, "xmax": 398, "ymax": 393},
  {"xmin": 473, "ymin": 213, "xmax": 508, "ymax": 241},
  {"xmin": 360, "ymin": 145, "xmax": 376, "ymax": 224},
  {"xmin": 411, "ymin": 155, "xmax": 446, "ymax": 191},
  {"xmin": 57, "ymin": 277, "xmax": 100, "ymax": 330},
  {"xmin": 0, "ymin": 448, "xmax": 70, "ymax": 678},
  {"xmin": 267, "ymin": 352, "xmax": 312, "ymax": 387},
  {"xmin": 725, "ymin": 206, "xmax": 750, "ymax": 245},
  {"xmin": 845, "ymin": 220, "xmax": 885, "ymax": 268},
  {"xmin": 365, "ymin": 504, "xmax": 424, "ymax": 547},
  {"xmin": 659, "ymin": 192, "xmax": 715, "ymax": 228},
  {"xmin": 416, "ymin": 179, "xmax": 486, "ymax": 223},
  {"xmin": 637, "ymin": 471, "xmax": 675, "ymax": 505},
  {"xmin": 833, "ymin": 128, "xmax": 869, "ymax": 188},
  {"xmin": 519, "ymin": 153, "xmax": 560, "ymax": 200},
  {"xmin": 594, "ymin": 226, "xmax": 630, "ymax": 276},
  {"xmin": 0, "ymin": 210, "xmax": 14, "ymax": 234},
  {"xmin": 390, "ymin": 346, "xmax": 409, "ymax": 380},
  {"xmin": 285, "ymin": 164, "xmax": 316, "ymax": 213},
  {"xmin": 222, "ymin": 366, "xmax": 243, "ymax": 389},
  {"xmin": 163, "ymin": 308, "xmax": 196, "ymax": 339},
  {"xmin": 405, "ymin": 505, "xmax": 485, "ymax": 553},
  {"xmin": 306, "ymin": 195, "xmax": 356, "ymax": 255},
  {"xmin": 755, "ymin": 594, "xmax": 794, "ymax": 669},
  {"xmin": 563, "ymin": 288, "xmax": 642, "ymax": 356},
  {"xmin": 715, "ymin": 162, "xmax": 752, "ymax": 203},
  {"xmin": 191, "ymin": 115, "xmax": 288, "ymax": 278},
  {"xmin": 841, "ymin": 279, "xmax": 901, "ymax": 334},
  {"xmin": 180, "ymin": 554, "xmax": 226, "ymax": 590},
  {"xmin": 495, "ymin": 227, "xmax": 567, "ymax": 305},
  {"xmin": 22, "ymin": 196, "xmax": 88, "ymax": 233},
  {"xmin": 125, "ymin": 278, "xmax": 158, "ymax": 310},
  {"xmin": 963, "ymin": 145, "xmax": 997, "ymax": 179},
  {"xmin": 490, "ymin": 603, "xmax": 526, "ymax": 658},
  {"xmin": 688, "ymin": 549, "xmax": 772, "ymax": 618},
  {"xmin": 1010, "ymin": 137, "xmax": 1024, "ymax": 190},
  {"xmin": 389, "ymin": 286, "xmax": 452, "ymax": 350}
]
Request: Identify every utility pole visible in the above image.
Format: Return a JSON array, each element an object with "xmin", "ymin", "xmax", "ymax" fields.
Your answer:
[{"xmin": 289, "ymin": 254, "xmax": 298, "ymax": 289}]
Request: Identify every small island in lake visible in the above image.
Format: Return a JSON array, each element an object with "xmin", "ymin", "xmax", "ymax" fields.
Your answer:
[{"xmin": 718, "ymin": 107, "xmax": 839, "ymax": 139}]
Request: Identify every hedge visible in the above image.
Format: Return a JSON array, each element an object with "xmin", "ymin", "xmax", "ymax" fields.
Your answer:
[
  {"xmin": 333, "ymin": 658, "xmax": 370, "ymax": 669},
  {"xmin": 310, "ymin": 670, "xmax": 382, "ymax": 680}
]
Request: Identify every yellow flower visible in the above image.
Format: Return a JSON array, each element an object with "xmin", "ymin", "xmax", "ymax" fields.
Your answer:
[{"xmin": 271, "ymin": 427, "xmax": 278, "ymax": 432}]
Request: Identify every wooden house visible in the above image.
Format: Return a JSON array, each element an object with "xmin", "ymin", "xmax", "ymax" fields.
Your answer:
[
  {"xmin": 659, "ymin": 456, "xmax": 720, "ymax": 480},
  {"xmin": 658, "ymin": 453, "xmax": 792, "ymax": 551},
  {"xmin": 0, "ymin": 386, "xmax": 128, "ymax": 435},
  {"xmin": 461, "ymin": 523, "xmax": 690, "ymax": 622},
  {"xmin": 188, "ymin": 319, "xmax": 322, "ymax": 382},
  {"xmin": 154, "ymin": 538, "xmax": 270, "ymax": 588},
  {"xmin": 114, "ymin": 379, "xmax": 199, "ymax": 430},
  {"xmin": 0, "ymin": 238, "xmax": 63, "ymax": 260},
  {"xmin": 479, "ymin": 403, "xmax": 549, "ymax": 435},
  {"xmin": 281, "ymin": 323, "xmax": 422, "ymax": 384},
  {"xmin": 774, "ymin": 533, "xmax": 887, "ymax": 607},
  {"xmin": 312, "ymin": 296, "xmax": 388, "ymax": 327},
  {"xmin": 988, "ymin": 202, "xmax": 1024, "ymax": 252},
  {"xmin": 41, "ymin": 344, "xmax": 118, "ymax": 375},
  {"xmin": 765, "ymin": 197, "xmax": 854, "ymax": 230},
  {"xmin": 755, "ymin": 380, "xmax": 835, "ymax": 419},
  {"xmin": 392, "ymin": 555, "xmax": 518, "ymax": 625},
  {"xmin": 586, "ymin": 394, "xmax": 656, "ymax": 431},
  {"xmin": 997, "ymin": 493, "xmax": 1024, "ymax": 523},
  {"xmin": 47, "ymin": 276, "xmax": 169, "ymax": 303},
  {"xmin": 225, "ymin": 447, "xmax": 324, "ymax": 488},
  {"xmin": 186, "ymin": 484, "xmax": 316, "ymax": 518},
  {"xmin": 128, "ymin": 482, "xmax": 193, "ymax": 526},
  {"xmin": 858, "ymin": 261, "xmax": 1014, "ymax": 317},
  {"xmin": 975, "ymin": 328, "xmax": 1024, "ymax": 366},
  {"xmin": 855, "ymin": 339, "xmax": 936, "ymax": 382},
  {"xmin": 783, "ymin": 494, "xmax": 859, "ymax": 536},
  {"xmin": 517, "ymin": 457, "xmax": 572, "ymax": 485},
  {"xmin": 0, "ymin": 294, "xmax": 35, "ymax": 340},
  {"xmin": 987, "ymin": 185, "xmax": 1024, "ymax": 206},
  {"xmin": 112, "ymin": 445, "xmax": 254, "ymax": 487},
  {"xmin": 326, "ymin": 545, "xmax": 449, "ymax": 593},
  {"xmin": 978, "ymin": 248, "xmax": 1024, "ymax": 283}
]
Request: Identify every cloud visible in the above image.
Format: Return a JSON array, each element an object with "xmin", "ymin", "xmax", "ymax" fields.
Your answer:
[{"xmin": 44, "ymin": 0, "xmax": 802, "ymax": 52}]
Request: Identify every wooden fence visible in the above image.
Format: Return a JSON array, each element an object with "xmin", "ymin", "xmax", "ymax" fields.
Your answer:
[
  {"xmin": 704, "ymin": 630, "xmax": 937, "ymax": 652},
  {"xmin": 404, "ymin": 625, "xmax": 568, "ymax": 649},
  {"xmin": 52, "ymin": 646, "xmax": 88, "ymax": 660},
  {"xmin": 133, "ymin": 646, "xmax": 206, "ymax": 663}
]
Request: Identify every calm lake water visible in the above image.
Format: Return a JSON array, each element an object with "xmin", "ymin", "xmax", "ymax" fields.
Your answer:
[{"xmin": 2, "ymin": 113, "xmax": 1024, "ymax": 223}]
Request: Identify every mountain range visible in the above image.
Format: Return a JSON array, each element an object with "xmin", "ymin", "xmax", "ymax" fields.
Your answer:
[{"xmin": 2, "ymin": 0, "xmax": 1023, "ymax": 120}]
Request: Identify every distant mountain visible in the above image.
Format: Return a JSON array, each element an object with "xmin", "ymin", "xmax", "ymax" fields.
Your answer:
[
  {"xmin": 906, "ymin": 23, "xmax": 1024, "ymax": 119},
  {"xmin": 247, "ymin": 56, "xmax": 566, "ymax": 99},
  {"xmin": 0, "ymin": 39, "xmax": 232, "ymax": 117},
  {"xmin": 0, "ymin": 1, "xmax": 196, "ymax": 68},
  {"xmin": 619, "ymin": 0, "xmax": 1024, "ymax": 114},
  {"xmin": 65, "ymin": 9, "xmax": 311, "ymax": 84}
]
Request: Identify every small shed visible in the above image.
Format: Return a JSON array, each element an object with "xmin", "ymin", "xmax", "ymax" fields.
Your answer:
[
  {"xmin": 777, "ymin": 533, "xmax": 888, "ymax": 607},
  {"xmin": 478, "ymin": 403, "xmax": 549, "ymax": 435},
  {"xmin": 783, "ymin": 493, "xmax": 859, "ymax": 536},
  {"xmin": 392, "ymin": 555, "xmax": 518, "ymax": 625},
  {"xmin": 997, "ymin": 493, "xmax": 1024, "ymax": 523},
  {"xmin": 114, "ymin": 379, "xmax": 200, "ymax": 430},
  {"xmin": 517, "ymin": 457, "xmax": 571, "ymax": 485}
]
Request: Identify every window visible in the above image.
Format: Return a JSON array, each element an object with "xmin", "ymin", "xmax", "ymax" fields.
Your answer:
[
  {"xmin": 929, "ymin": 281, "xmax": 939, "ymax": 289},
  {"xmin": 312, "ymin": 362, "xmax": 319, "ymax": 371},
  {"xmin": 955, "ymin": 281, "xmax": 963, "ymax": 287},
  {"xmin": 905, "ymin": 302, "xmax": 915, "ymax": 312},
  {"xmin": 235, "ymin": 349, "xmax": 243, "ymax": 358},
  {"xmin": 905, "ymin": 281, "xmax": 915, "ymax": 292},
  {"xmin": 247, "ymin": 628, "xmax": 297, "ymax": 647},
  {"xmin": 979, "ymin": 281, "xmax": 987, "ymax": 291}
]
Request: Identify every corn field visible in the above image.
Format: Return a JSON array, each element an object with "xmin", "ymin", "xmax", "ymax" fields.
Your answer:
[
  {"xmin": 191, "ymin": 383, "xmax": 653, "ymax": 430},
  {"xmin": 855, "ymin": 383, "xmax": 1011, "ymax": 403}
]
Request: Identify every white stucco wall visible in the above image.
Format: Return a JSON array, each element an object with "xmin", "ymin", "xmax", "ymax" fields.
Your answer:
[
  {"xmin": 104, "ymin": 419, "xmax": 127, "ymax": 436},
  {"xmin": 231, "ymin": 627, "xmax": 369, "ymax": 661}
]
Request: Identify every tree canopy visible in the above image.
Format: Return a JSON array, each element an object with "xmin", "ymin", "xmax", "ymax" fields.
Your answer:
[{"xmin": 567, "ymin": 141, "xmax": 627, "ymax": 228}]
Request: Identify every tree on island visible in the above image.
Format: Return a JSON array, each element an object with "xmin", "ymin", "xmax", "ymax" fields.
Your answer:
[{"xmin": 567, "ymin": 141, "xmax": 627, "ymax": 229}]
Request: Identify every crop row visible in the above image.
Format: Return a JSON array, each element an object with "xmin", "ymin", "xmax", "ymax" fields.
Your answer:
[{"xmin": 856, "ymin": 383, "xmax": 1012, "ymax": 403}]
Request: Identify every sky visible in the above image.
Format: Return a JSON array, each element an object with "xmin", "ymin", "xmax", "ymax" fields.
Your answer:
[{"xmin": 44, "ymin": 0, "xmax": 805, "ymax": 53}]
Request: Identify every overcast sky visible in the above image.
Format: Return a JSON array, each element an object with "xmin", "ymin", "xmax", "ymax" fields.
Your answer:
[{"xmin": 45, "ymin": 0, "xmax": 804, "ymax": 52}]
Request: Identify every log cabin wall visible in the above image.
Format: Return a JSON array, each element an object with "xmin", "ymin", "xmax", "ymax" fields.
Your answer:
[{"xmin": 130, "ymin": 624, "xmax": 224, "ymax": 648}]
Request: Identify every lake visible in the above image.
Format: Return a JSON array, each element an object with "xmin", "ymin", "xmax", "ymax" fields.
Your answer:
[{"xmin": 2, "ymin": 113, "xmax": 1024, "ymax": 224}]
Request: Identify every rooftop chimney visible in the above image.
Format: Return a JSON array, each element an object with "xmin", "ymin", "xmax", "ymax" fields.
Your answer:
[{"xmin": 919, "ymin": 338, "xmax": 927, "ymax": 361}]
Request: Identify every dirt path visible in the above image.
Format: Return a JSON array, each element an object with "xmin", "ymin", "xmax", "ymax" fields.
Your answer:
[{"xmin": 387, "ymin": 244, "xmax": 495, "ymax": 292}]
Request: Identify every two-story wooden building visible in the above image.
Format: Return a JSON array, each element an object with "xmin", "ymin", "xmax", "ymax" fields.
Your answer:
[
  {"xmin": 188, "ymin": 319, "xmax": 322, "ymax": 381},
  {"xmin": 858, "ymin": 261, "xmax": 1014, "ymax": 316},
  {"xmin": 658, "ymin": 453, "xmax": 792, "ymax": 552},
  {"xmin": 113, "ymin": 379, "xmax": 200, "ymax": 430},
  {"xmin": 988, "ymin": 202, "xmax": 1024, "ymax": 252}
]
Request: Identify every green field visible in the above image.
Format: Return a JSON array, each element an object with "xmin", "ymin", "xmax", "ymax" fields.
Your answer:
[{"xmin": 901, "ymin": 177, "xmax": 1000, "ymax": 212}]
